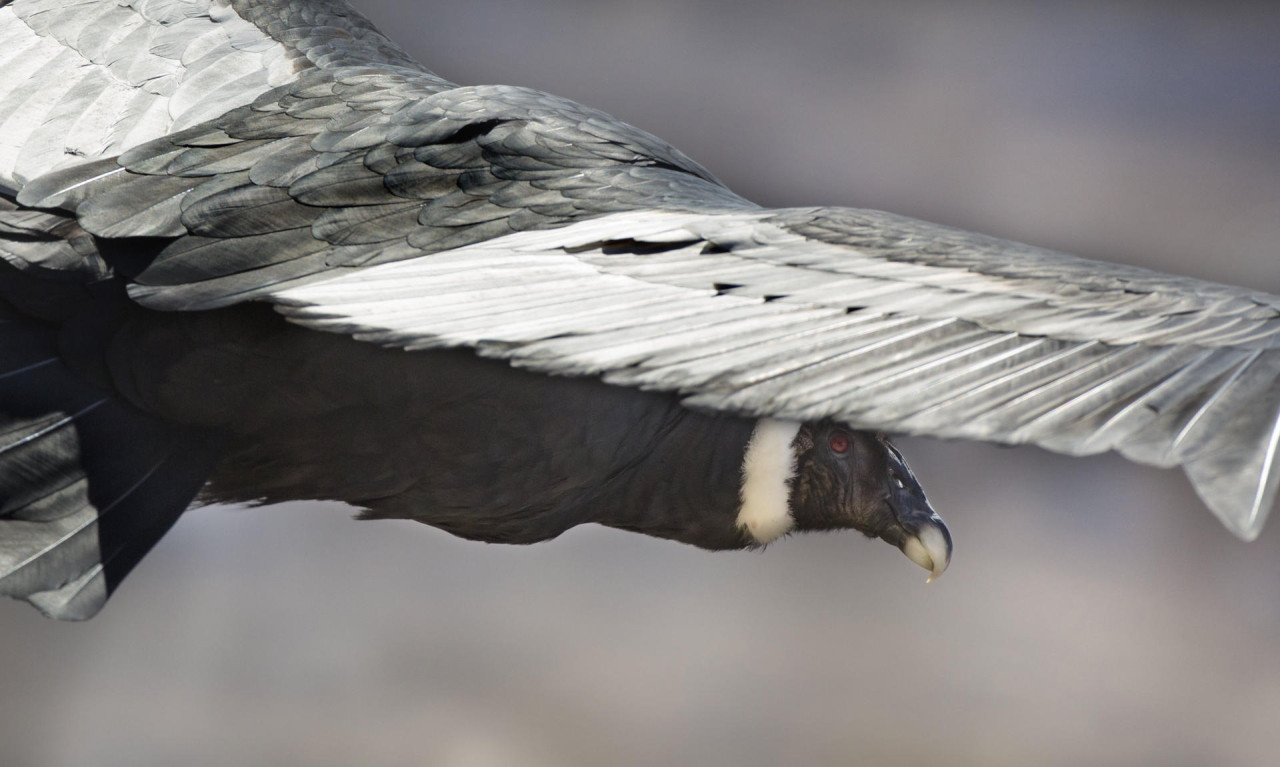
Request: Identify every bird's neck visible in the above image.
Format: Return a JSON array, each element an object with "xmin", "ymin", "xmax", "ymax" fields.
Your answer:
[{"xmin": 590, "ymin": 413, "xmax": 768, "ymax": 551}]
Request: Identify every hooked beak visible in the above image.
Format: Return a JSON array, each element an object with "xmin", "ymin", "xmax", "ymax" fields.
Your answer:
[
  {"xmin": 875, "ymin": 437, "xmax": 951, "ymax": 582},
  {"xmin": 900, "ymin": 517, "xmax": 952, "ymax": 583},
  {"xmin": 877, "ymin": 503, "xmax": 952, "ymax": 582}
]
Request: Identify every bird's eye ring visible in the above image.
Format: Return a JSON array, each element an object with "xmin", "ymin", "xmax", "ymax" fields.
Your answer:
[{"xmin": 829, "ymin": 432, "xmax": 851, "ymax": 454}]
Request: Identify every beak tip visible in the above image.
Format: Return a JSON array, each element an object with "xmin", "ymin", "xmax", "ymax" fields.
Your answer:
[{"xmin": 900, "ymin": 516, "xmax": 951, "ymax": 583}]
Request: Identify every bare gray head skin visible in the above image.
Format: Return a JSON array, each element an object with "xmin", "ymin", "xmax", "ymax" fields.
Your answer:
[{"xmin": 789, "ymin": 422, "xmax": 952, "ymax": 581}]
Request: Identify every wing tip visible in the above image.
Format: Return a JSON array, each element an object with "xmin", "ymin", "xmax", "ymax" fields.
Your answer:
[{"xmin": 1184, "ymin": 404, "xmax": 1280, "ymax": 542}]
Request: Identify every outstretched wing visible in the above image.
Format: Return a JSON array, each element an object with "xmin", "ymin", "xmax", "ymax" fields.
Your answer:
[
  {"xmin": 3, "ymin": 0, "xmax": 1278, "ymax": 540},
  {"xmin": 268, "ymin": 207, "xmax": 1280, "ymax": 540}
]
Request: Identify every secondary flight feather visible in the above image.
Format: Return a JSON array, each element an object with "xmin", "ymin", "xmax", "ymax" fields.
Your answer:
[{"xmin": 0, "ymin": 0, "xmax": 1275, "ymax": 619}]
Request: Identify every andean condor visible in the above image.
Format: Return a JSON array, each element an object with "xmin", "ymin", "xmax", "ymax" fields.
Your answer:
[{"xmin": 0, "ymin": 0, "xmax": 1275, "ymax": 619}]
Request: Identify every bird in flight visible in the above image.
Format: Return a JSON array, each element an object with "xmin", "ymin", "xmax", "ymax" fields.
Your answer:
[{"xmin": 0, "ymin": 0, "xmax": 1275, "ymax": 619}]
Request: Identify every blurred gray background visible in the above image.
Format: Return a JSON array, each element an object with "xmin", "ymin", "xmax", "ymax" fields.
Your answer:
[{"xmin": 3, "ymin": 1, "xmax": 1280, "ymax": 765}]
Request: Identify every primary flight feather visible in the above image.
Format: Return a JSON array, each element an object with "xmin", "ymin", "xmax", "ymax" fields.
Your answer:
[{"xmin": 0, "ymin": 0, "xmax": 1274, "ymax": 619}]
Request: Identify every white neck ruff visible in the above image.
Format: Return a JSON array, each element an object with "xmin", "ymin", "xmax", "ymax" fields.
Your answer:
[{"xmin": 736, "ymin": 419, "xmax": 801, "ymax": 544}]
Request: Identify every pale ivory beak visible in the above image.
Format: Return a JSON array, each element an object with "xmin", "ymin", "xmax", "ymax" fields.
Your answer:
[{"xmin": 901, "ymin": 517, "xmax": 951, "ymax": 583}]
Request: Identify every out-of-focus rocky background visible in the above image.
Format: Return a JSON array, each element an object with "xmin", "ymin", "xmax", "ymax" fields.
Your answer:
[{"xmin": 2, "ymin": 2, "xmax": 1279, "ymax": 765}]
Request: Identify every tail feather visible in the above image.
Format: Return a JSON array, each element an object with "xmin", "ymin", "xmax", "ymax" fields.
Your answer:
[
  {"xmin": 0, "ymin": 311, "xmax": 218, "ymax": 619},
  {"xmin": 26, "ymin": 563, "xmax": 105, "ymax": 621}
]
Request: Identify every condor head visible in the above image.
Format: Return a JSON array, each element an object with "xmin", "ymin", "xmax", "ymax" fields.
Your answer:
[{"xmin": 738, "ymin": 420, "xmax": 952, "ymax": 581}]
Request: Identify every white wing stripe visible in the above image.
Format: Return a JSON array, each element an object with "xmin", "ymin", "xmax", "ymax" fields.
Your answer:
[
  {"xmin": 886, "ymin": 340, "xmax": 1087, "ymax": 425},
  {"xmin": 638, "ymin": 314, "xmax": 880, "ymax": 370}
]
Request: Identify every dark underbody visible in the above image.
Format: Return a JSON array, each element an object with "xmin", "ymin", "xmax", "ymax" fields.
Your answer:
[
  {"xmin": 4, "ymin": 263, "xmax": 758, "ymax": 551},
  {"xmin": 187, "ymin": 306, "xmax": 757, "ymax": 549}
]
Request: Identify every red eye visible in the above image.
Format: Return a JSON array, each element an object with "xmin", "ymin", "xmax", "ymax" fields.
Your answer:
[{"xmin": 829, "ymin": 432, "xmax": 850, "ymax": 454}]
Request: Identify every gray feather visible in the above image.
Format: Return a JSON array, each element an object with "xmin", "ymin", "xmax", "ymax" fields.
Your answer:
[
  {"xmin": 76, "ymin": 173, "xmax": 192, "ymax": 237},
  {"xmin": 180, "ymin": 181, "xmax": 320, "ymax": 237},
  {"xmin": 289, "ymin": 157, "xmax": 390, "ymax": 205},
  {"xmin": 311, "ymin": 202, "xmax": 420, "ymax": 245},
  {"xmin": 140, "ymin": 227, "xmax": 327, "ymax": 285}
]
